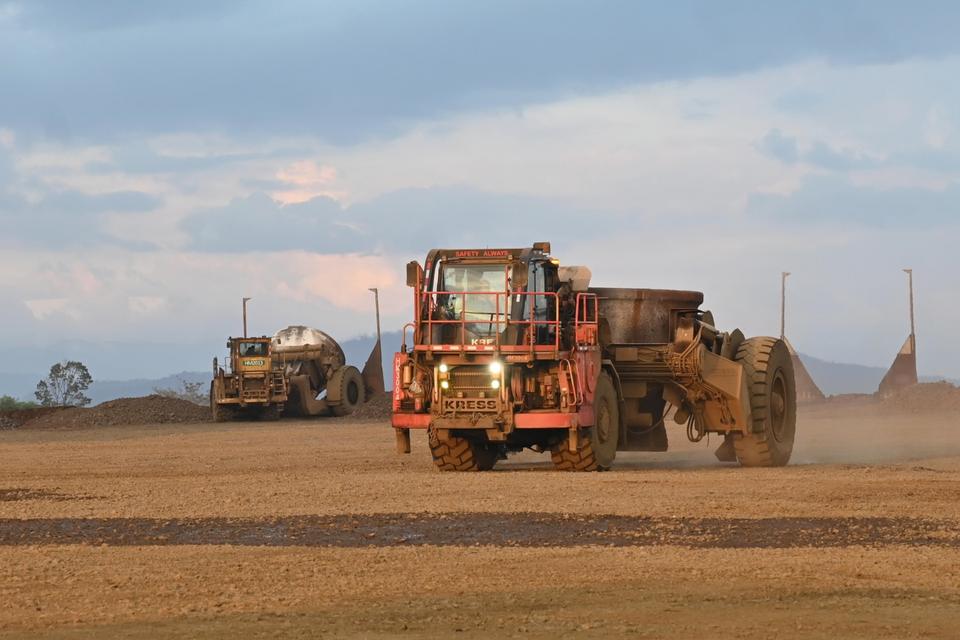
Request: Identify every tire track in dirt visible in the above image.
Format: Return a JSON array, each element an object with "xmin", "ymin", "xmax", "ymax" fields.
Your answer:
[{"xmin": 1, "ymin": 513, "xmax": 957, "ymax": 548}]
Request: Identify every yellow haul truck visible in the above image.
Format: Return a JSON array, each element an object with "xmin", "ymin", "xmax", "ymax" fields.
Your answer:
[
  {"xmin": 211, "ymin": 337, "xmax": 287, "ymax": 421},
  {"xmin": 211, "ymin": 326, "xmax": 377, "ymax": 421}
]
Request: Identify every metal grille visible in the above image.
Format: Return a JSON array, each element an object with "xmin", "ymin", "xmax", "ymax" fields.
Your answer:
[{"xmin": 449, "ymin": 368, "xmax": 494, "ymax": 391}]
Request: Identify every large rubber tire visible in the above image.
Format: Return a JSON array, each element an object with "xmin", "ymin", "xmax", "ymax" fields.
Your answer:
[
  {"xmin": 733, "ymin": 337, "xmax": 797, "ymax": 467},
  {"xmin": 551, "ymin": 372, "xmax": 619, "ymax": 471},
  {"xmin": 428, "ymin": 428, "xmax": 498, "ymax": 471},
  {"xmin": 550, "ymin": 432, "xmax": 597, "ymax": 471},
  {"xmin": 331, "ymin": 366, "xmax": 365, "ymax": 417},
  {"xmin": 210, "ymin": 381, "xmax": 231, "ymax": 423}
]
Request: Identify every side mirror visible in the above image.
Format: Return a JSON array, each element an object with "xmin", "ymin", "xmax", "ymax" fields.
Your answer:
[{"xmin": 406, "ymin": 261, "xmax": 422, "ymax": 288}]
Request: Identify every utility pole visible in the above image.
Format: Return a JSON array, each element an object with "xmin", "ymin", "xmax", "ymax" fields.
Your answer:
[
  {"xmin": 368, "ymin": 288, "xmax": 381, "ymax": 345},
  {"xmin": 903, "ymin": 268, "xmax": 915, "ymax": 351},
  {"xmin": 242, "ymin": 297, "xmax": 251, "ymax": 338},
  {"xmin": 780, "ymin": 272, "xmax": 791, "ymax": 340}
]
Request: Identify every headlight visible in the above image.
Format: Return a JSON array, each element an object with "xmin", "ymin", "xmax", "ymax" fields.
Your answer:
[
  {"xmin": 490, "ymin": 379, "xmax": 501, "ymax": 390},
  {"xmin": 488, "ymin": 361, "xmax": 502, "ymax": 375},
  {"xmin": 440, "ymin": 380, "xmax": 449, "ymax": 390},
  {"xmin": 438, "ymin": 363, "xmax": 449, "ymax": 373}
]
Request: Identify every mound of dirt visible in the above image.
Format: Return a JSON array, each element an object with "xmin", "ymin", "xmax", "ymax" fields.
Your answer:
[
  {"xmin": 881, "ymin": 382, "xmax": 960, "ymax": 413},
  {"xmin": 0, "ymin": 407, "xmax": 70, "ymax": 430},
  {"xmin": 342, "ymin": 391, "xmax": 392, "ymax": 421},
  {"xmin": 25, "ymin": 395, "xmax": 210, "ymax": 429}
]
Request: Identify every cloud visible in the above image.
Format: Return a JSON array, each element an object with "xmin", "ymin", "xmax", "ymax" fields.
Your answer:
[
  {"xmin": 747, "ymin": 174, "xmax": 960, "ymax": 228},
  {"xmin": 0, "ymin": 135, "xmax": 165, "ymax": 248},
  {"xmin": 181, "ymin": 193, "xmax": 365, "ymax": 253},
  {"xmin": 757, "ymin": 130, "xmax": 880, "ymax": 170},
  {"xmin": 758, "ymin": 129, "xmax": 800, "ymax": 164},
  {"xmin": 10, "ymin": 0, "xmax": 242, "ymax": 32},
  {"xmin": 272, "ymin": 161, "xmax": 344, "ymax": 205},
  {"xmin": 4, "ymin": 2, "xmax": 960, "ymax": 142},
  {"xmin": 23, "ymin": 298, "xmax": 71, "ymax": 320},
  {"xmin": 0, "ymin": 187, "xmax": 163, "ymax": 248},
  {"xmin": 180, "ymin": 186, "xmax": 603, "ymax": 255},
  {"xmin": 803, "ymin": 141, "xmax": 879, "ymax": 171},
  {"xmin": 0, "ymin": 247, "xmax": 403, "ymax": 351},
  {"xmin": 127, "ymin": 296, "xmax": 166, "ymax": 315},
  {"xmin": 4, "ymin": 34, "xmax": 960, "ymax": 380}
]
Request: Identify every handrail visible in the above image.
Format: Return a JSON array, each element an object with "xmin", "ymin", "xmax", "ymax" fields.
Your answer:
[
  {"xmin": 416, "ymin": 289, "xmax": 561, "ymax": 353},
  {"xmin": 401, "ymin": 322, "xmax": 416, "ymax": 352},
  {"xmin": 574, "ymin": 292, "xmax": 599, "ymax": 347}
]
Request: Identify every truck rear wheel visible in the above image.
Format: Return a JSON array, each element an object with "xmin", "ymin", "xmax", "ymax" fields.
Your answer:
[
  {"xmin": 733, "ymin": 337, "xmax": 796, "ymax": 467},
  {"xmin": 551, "ymin": 372, "xmax": 619, "ymax": 471},
  {"xmin": 428, "ymin": 428, "xmax": 498, "ymax": 471},
  {"xmin": 331, "ymin": 366, "xmax": 365, "ymax": 417}
]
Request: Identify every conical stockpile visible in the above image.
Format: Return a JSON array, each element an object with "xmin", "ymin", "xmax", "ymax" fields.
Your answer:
[
  {"xmin": 878, "ymin": 335, "xmax": 918, "ymax": 397},
  {"xmin": 783, "ymin": 338, "xmax": 825, "ymax": 403}
]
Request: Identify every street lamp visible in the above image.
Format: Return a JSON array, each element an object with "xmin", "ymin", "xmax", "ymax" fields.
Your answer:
[
  {"xmin": 780, "ymin": 272, "xmax": 791, "ymax": 340},
  {"xmin": 242, "ymin": 297, "xmax": 251, "ymax": 338},
  {"xmin": 368, "ymin": 288, "xmax": 381, "ymax": 345},
  {"xmin": 903, "ymin": 268, "xmax": 915, "ymax": 351}
]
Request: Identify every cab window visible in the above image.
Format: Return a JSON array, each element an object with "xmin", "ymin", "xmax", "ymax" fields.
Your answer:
[
  {"xmin": 528, "ymin": 261, "xmax": 557, "ymax": 343},
  {"xmin": 239, "ymin": 342, "xmax": 268, "ymax": 357}
]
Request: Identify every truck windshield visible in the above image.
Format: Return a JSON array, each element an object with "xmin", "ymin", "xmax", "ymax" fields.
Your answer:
[
  {"xmin": 239, "ymin": 342, "xmax": 268, "ymax": 356},
  {"xmin": 437, "ymin": 264, "xmax": 511, "ymax": 342}
]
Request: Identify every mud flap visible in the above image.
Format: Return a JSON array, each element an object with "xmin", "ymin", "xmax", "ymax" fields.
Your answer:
[
  {"xmin": 395, "ymin": 428, "xmax": 411, "ymax": 454},
  {"xmin": 714, "ymin": 434, "xmax": 737, "ymax": 462},
  {"xmin": 361, "ymin": 339, "xmax": 385, "ymax": 400},
  {"xmin": 286, "ymin": 375, "xmax": 330, "ymax": 416}
]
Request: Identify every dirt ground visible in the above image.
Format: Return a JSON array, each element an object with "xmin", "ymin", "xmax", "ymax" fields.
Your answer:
[{"xmin": 2, "ymin": 398, "xmax": 959, "ymax": 639}]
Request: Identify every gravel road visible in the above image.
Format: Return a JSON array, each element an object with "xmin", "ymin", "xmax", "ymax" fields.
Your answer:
[{"xmin": 1, "ymin": 399, "xmax": 959, "ymax": 638}]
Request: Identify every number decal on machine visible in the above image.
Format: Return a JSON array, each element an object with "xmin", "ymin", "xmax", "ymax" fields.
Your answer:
[{"xmin": 442, "ymin": 398, "xmax": 498, "ymax": 412}]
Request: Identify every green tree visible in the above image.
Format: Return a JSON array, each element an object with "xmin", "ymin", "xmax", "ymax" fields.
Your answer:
[
  {"xmin": 35, "ymin": 361, "xmax": 93, "ymax": 407},
  {"xmin": 0, "ymin": 396, "xmax": 38, "ymax": 411},
  {"xmin": 153, "ymin": 379, "xmax": 208, "ymax": 406}
]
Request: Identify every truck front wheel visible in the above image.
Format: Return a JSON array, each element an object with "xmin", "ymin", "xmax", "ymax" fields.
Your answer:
[
  {"xmin": 551, "ymin": 371, "xmax": 619, "ymax": 471},
  {"xmin": 210, "ymin": 381, "xmax": 231, "ymax": 423},
  {"xmin": 428, "ymin": 428, "xmax": 498, "ymax": 472}
]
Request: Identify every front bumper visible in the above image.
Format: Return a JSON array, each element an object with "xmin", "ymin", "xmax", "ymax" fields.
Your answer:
[{"xmin": 391, "ymin": 411, "xmax": 580, "ymax": 429}]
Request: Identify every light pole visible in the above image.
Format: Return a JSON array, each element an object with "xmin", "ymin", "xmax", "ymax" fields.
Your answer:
[
  {"xmin": 368, "ymin": 288, "xmax": 381, "ymax": 345},
  {"xmin": 903, "ymin": 268, "xmax": 915, "ymax": 351},
  {"xmin": 242, "ymin": 297, "xmax": 251, "ymax": 338},
  {"xmin": 780, "ymin": 272, "xmax": 791, "ymax": 340}
]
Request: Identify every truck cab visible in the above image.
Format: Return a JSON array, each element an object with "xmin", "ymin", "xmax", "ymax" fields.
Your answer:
[
  {"xmin": 233, "ymin": 338, "xmax": 272, "ymax": 376},
  {"xmin": 393, "ymin": 243, "xmax": 606, "ymax": 470}
]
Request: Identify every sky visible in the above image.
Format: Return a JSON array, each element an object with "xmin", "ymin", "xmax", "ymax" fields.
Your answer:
[{"xmin": 2, "ymin": 0, "xmax": 960, "ymax": 380}]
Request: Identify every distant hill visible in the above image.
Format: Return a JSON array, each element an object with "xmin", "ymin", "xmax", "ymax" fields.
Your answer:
[
  {"xmin": 87, "ymin": 371, "xmax": 211, "ymax": 405},
  {"xmin": 2, "ymin": 337, "xmax": 955, "ymax": 404},
  {"xmin": 797, "ymin": 352, "xmax": 958, "ymax": 396}
]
